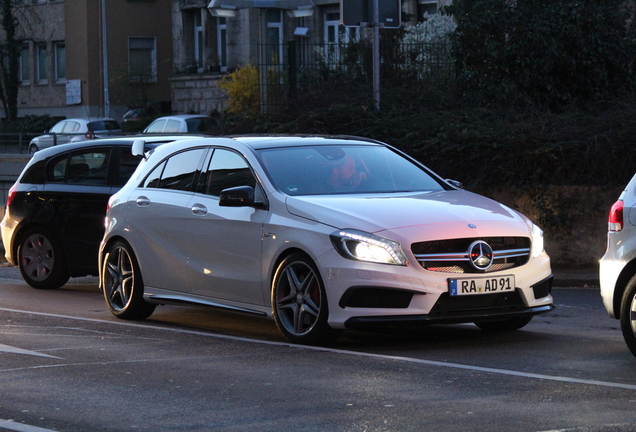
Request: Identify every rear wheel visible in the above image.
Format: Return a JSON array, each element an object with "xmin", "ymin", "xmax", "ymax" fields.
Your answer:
[
  {"xmin": 272, "ymin": 253, "xmax": 341, "ymax": 345},
  {"xmin": 619, "ymin": 275, "xmax": 636, "ymax": 357},
  {"xmin": 18, "ymin": 228, "xmax": 69, "ymax": 289},
  {"xmin": 101, "ymin": 240, "xmax": 155, "ymax": 320},
  {"xmin": 474, "ymin": 316, "xmax": 532, "ymax": 331}
]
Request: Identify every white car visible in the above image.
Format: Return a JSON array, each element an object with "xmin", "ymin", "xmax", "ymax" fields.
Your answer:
[
  {"xmin": 600, "ymin": 173, "xmax": 636, "ymax": 357},
  {"xmin": 99, "ymin": 135, "xmax": 553, "ymax": 344},
  {"xmin": 143, "ymin": 114, "xmax": 219, "ymax": 134},
  {"xmin": 28, "ymin": 118, "xmax": 122, "ymax": 154}
]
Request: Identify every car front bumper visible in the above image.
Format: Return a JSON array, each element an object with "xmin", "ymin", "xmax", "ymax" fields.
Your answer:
[{"xmin": 317, "ymin": 248, "xmax": 554, "ymax": 329}]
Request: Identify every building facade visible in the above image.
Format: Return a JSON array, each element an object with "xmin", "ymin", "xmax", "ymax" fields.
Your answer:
[
  {"xmin": 171, "ymin": 0, "xmax": 450, "ymax": 115},
  {"xmin": 13, "ymin": 0, "xmax": 173, "ymax": 121},
  {"xmin": 7, "ymin": 0, "xmax": 449, "ymax": 121}
]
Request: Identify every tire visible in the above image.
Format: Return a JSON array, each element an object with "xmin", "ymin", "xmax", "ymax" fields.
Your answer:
[
  {"xmin": 474, "ymin": 316, "xmax": 532, "ymax": 331},
  {"xmin": 101, "ymin": 240, "xmax": 155, "ymax": 320},
  {"xmin": 17, "ymin": 228, "xmax": 70, "ymax": 289},
  {"xmin": 28, "ymin": 143, "xmax": 38, "ymax": 155},
  {"xmin": 272, "ymin": 253, "xmax": 341, "ymax": 345},
  {"xmin": 619, "ymin": 275, "xmax": 636, "ymax": 358}
]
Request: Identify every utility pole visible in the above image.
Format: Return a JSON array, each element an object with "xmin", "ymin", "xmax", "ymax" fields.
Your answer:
[{"xmin": 372, "ymin": 0, "xmax": 380, "ymax": 111}]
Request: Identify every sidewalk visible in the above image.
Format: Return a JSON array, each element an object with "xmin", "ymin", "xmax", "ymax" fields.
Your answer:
[{"xmin": 552, "ymin": 266, "xmax": 599, "ymax": 288}]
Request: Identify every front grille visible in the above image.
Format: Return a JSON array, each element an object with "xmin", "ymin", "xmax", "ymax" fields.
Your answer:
[{"xmin": 412, "ymin": 237, "xmax": 530, "ymax": 274}]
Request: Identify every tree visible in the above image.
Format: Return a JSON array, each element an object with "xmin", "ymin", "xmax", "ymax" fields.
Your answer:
[
  {"xmin": 0, "ymin": 1, "xmax": 48, "ymax": 121},
  {"xmin": 0, "ymin": 0, "xmax": 20, "ymax": 121},
  {"xmin": 445, "ymin": 0, "xmax": 636, "ymax": 110}
]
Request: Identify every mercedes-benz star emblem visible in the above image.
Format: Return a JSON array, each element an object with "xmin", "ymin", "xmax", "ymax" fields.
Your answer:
[{"xmin": 468, "ymin": 240, "xmax": 494, "ymax": 271}]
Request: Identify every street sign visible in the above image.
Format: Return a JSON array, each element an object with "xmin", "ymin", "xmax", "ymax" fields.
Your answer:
[{"xmin": 340, "ymin": 0, "xmax": 401, "ymax": 28}]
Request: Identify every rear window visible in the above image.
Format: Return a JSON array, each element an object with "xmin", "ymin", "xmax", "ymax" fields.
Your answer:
[{"xmin": 88, "ymin": 120, "xmax": 121, "ymax": 131}]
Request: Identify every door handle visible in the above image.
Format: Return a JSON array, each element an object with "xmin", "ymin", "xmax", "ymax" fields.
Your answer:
[
  {"xmin": 191, "ymin": 203, "xmax": 208, "ymax": 216},
  {"xmin": 136, "ymin": 196, "xmax": 150, "ymax": 207}
]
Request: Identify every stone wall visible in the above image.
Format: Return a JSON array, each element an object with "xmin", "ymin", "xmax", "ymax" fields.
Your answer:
[
  {"xmin": 171, "ymin": 74, "xmax": 228, "ymax": 115},
  {"xmin": 485, "ymin": 185, "xmax": 617, "ymax": 268}
]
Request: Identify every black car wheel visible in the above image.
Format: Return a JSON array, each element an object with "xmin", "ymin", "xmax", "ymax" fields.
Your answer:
[
  {"xmin": 101, "ymin": 240, "xmax": 155, "ymax": 320},
  {"xmin": 474, "ymin": 316, "xmax": 532, "ymax": 331},
  {"xmin": 620, "ymin": 275, "xmax": 636, "ymax": 357},
  {"xmin": 18, "ymin": 228, "xmax": 70, "ymax": 289},
  {"xmin": 272, "ymin": 253, "xmax": 341, "ymax": 345}
]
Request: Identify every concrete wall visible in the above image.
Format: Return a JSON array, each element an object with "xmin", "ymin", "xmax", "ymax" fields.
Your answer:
[{"xmin": 171, "ymin": 74, "xmax": 227, "ymax": 115}]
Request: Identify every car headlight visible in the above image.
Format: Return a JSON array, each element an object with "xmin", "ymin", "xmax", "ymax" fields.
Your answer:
[
  {"xmin": 531, "ymin": 224, "xmax": 544, "ymax": 258},
  {"xmin": 330, "ymin": 229, "xmax": 409, "ymax": 266}
]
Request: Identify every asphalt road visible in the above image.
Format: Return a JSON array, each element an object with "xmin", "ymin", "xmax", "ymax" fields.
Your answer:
[{"xmin": 0, "ymin": 265, "xmax": 635, "ymax": 432}]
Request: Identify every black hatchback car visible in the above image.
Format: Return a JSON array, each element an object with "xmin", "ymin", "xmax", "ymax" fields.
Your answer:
[{"xmin": 1, "ymin": 136, "xmax": 195, "ymax": 289}]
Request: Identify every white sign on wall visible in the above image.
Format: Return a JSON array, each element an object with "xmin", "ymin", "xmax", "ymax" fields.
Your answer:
[{"xmin": 66, "ymin": 79, "xmax": 81, "ymax": 105}]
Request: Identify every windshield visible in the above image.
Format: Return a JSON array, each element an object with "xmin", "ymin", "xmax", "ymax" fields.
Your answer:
[{"xmin": 258, "ymin": 144, "xmax": 446, "ymax": 196}]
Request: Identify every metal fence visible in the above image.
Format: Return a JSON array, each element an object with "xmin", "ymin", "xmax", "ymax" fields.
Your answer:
[
  {"xmin": 257, "ymin": 40, "xmax": 455, "ymax": 110},
  {"xmin": 0, "ymin": 132, "xmax": 40, "ymax": 154}
]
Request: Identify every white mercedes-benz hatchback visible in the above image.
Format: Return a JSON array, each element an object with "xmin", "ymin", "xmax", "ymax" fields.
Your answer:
[
  {"xmin": 99, "ymin": 135, "xmax": 553, "ymax": 344},
  {"xmin": 600, "ymin": 173, "xmax": 636, "ymax": 357}
]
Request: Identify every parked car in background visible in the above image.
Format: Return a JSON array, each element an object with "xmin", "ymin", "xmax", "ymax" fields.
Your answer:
[
  {"xmin": 28, "ymin": 118, "xmax": 123, "ymax": 154},
  {"xmin": 1, "ymin": 136, "xmax": 199, "ymax": 289},
  {"xmin": 143, "ymin": 114, "xmax": 219, "ymax": 134},
  {"xmin": 600, "ymin": 174, "xmax": 636, "ymax": 357},
  {"xmin": 99, "ymin": 135, "xmax": 553, "ymax": 345}
]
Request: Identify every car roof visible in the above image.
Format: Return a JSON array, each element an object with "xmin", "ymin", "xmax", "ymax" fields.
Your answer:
[
  {"xmin": 29, "ymin": 135, "xmax": 203, "ymax": 161},
  {"xmin": 227, "ymin": 135, "xmax": 384, "ymax": 150},
  {"xmin": 152, "ymin": 114, "xmax": 210, "ymax": 121},
  {"xmin": 140, "ymin": 135, "xmax": 385, "ymax": 162},
  {"xmin": 56, "ymin": 117, "xmax": 117, "ymax": 124}
]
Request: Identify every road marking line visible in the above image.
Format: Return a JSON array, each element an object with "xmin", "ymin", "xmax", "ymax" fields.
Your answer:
[
  {"xmin": 2, "ymin": 307, "xmax": 636, "ymax": 391},
  {"xmin": 0, "ymin": 344, "xmax": 61, "ymax": 359},
  {"xmin": 0, "ymin": 419, "xmax": 58, "ymax": 432}
]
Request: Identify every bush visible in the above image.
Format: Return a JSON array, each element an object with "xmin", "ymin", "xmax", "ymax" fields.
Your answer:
[
  {"xmin": 217, "ymin": 63, "xmax": 260, "ymax": 115},
  {"xmin": 0, "ymin": 115, "xmax": 60, "ymax": 133},
  {"xmin": 444, "ymin": 0, "xmax": 635, "ymax": 110}
]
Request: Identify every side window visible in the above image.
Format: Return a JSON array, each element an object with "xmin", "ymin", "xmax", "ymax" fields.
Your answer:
[
  {"xmin": 63, "ymin": 121, "xmax": 80, "ymax": 133},
  {"xmin": 114, "ymin": 148, "xmax": 142, "ymax": 186},
  {"xmin": 164, "ymin": 119, "xmax": 181, "ymax": 133},
  {"xmin": 204, "ymin": 149, "xmax": 256, "ymax": 197},
  {"xmin": 146, "ymin": 119, "xmax": 165, "ymax": 133},
  {"xmin": 67, "ymin": 150, "xmax": 110, "ymax": 185},
  {"xmin": 143, "ymin": 161, "xmax": 166, "ymax": 188},
  {"xmin": 46, "ymin": 149, "xmax": 111, "ymax": 185},
  {"xmin": 47, "ymin": 154, "xmax": 68, "ymax": 183},
  {"xmin": 50, "ymin": 121, "xmax": 65, "ymax": 134},
  {"xmin": 142, "ymin": 148, "xmax": 207, "ymax": 191}
]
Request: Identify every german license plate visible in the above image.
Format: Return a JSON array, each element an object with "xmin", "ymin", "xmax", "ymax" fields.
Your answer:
[{"xmin": 448, "ymin": 275, "xmax": 515, "ymax": 296}]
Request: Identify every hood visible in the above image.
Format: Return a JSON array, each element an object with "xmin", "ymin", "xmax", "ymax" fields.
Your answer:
[{"xmin": 285, "ymin": 190, "xmax": 532, "ymax": 238}]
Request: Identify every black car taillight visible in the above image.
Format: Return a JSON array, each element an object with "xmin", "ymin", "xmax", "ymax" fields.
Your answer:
[
  {"xmin": 85, "ymin": 131, "xmax": 95, "ymax": 140},
  {"xmin": 609, "ymin": 200, "xmax": 624, "ymax": 232},
  {"xmin": 5, "ymin": 183, "xmax": 17, "ymax": 208}
]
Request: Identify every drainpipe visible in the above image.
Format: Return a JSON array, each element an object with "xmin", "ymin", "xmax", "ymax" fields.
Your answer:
[{"xmin": 102, "ymin": 0, "xmax": 110, "ymax": 118}]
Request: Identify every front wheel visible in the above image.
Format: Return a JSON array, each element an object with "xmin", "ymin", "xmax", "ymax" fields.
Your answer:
[
  {"xmin": 28, "ymin": 143, "xmax": 38, "ymax": 154},
  {"xmin": 474, "ymin": 316, "xmax": 532, "ymax": 331},
  {"xmin": 18, "ymin": 228, "xmax": 69, "ymax": 289},
  {"xmin": 101, "ymin": 240, "xmax": 155, "ymax": 320},
  {"xmin": 619, "ymin": 275, "xmax": 636, "ymax": 358},
  {"xmin": 272, "ymin": 253, "xmax": 341, "ymax": 345}
]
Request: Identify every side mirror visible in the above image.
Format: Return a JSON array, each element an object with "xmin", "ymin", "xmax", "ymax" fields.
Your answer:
[
  {"xmin": 132, "ymin": 139, "xmax": 146, "ymax": 158},
  {"xmin": 219, "ymin": 186, "xmax": 255, "ymax": 207}
]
